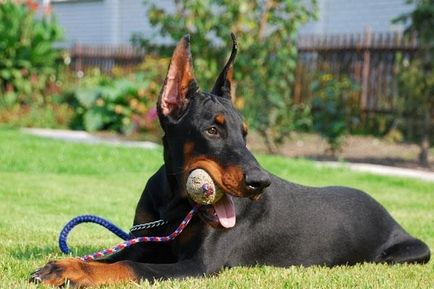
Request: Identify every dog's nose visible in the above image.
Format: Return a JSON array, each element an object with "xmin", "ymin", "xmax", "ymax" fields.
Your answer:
[{"xmin": 245, "ymin": 170, "xmax": 271, "ymax": 193}]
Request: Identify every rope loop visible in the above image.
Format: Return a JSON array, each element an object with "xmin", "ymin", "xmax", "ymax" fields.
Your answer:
[{"xmin": 58, "ymin": 205, "xmax": 199, "ymax": 261}]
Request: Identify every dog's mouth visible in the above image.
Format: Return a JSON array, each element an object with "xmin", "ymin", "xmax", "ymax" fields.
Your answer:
[
  {"xmin": 183, "ymin": 160, "xmax": 245, "ymax": 229},
  {"xmin": 197, "ymin": 193, "xmax": 236, "ymax": 229}
]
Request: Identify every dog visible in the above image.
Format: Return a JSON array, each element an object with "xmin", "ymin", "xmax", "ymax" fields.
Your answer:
[{"xmin": 30, "ymin": 34, "xmax": 430, "ymax": 287}]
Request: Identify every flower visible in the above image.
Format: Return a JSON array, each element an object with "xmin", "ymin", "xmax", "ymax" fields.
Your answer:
[
  {"xmin": 145, "ymin": 107, "xmax": 158, "ymax": 122},
  {"xmin": 25, "ymin": 0, "xmax": 38, "ymax": 12}
]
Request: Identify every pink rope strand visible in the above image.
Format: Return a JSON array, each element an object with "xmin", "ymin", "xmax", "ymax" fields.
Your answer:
[{"xmin": 80, "ymin": 205, "xmax": 199, "ymax": 262}]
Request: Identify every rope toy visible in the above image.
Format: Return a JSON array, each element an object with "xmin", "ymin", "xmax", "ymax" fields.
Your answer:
[
  {"xmin": 58, "ymin": 169, "xmax": 218, "ymax": 261},
  {"xmin": 59, "ymin": 205, "xmax": 199, "ymax": 262},
  {"xmin": 59, "ymin": 215, "xmax": 130, "ymax": 254}
]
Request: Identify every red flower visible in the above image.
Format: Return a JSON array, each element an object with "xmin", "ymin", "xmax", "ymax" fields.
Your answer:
[{"xmin": 25, "ymin": 0, "xmax": 38, "ymax": 11}]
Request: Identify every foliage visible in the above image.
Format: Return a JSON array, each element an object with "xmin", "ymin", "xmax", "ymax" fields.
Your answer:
[
  {"xmin": 395, "ymin": 56, "xmax": 434, "ymax": 121},
  {"xmin": 67, "ymin": 57, "xmax": 168, "ymax": 134},
  {"xmin": 395, "ymin": 55, "xmax": 434, "ymax": 165},
  {"xmin": 310, "ymin": 73, "xmax": 360, "ymax": 155},
  {"xmin": 394, "ymin": 0, "xmax": 434, "ymax": 49},
  {"xmin": 134, "ymin": 0, "xmax": 317, "ymax": 151},
  {"xmin": 0, "ymin": 103, "xmax": 74, "ymax": 129},
  {"xmin": 394, "ymin": 0, "xmax": 434, "ymax": 167},
  {"xmin": 0, "ymin": 0, "xmax": 63, "ymax": 108}
]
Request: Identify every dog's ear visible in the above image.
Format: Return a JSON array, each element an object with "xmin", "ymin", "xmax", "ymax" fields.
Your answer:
[
  {"xmin": 158, "ymin": 35, "xmax": 199, "ymax": 120},
  {"xmin": 211, "ymin": 33, "xmax": 238, "ymax": 99}
]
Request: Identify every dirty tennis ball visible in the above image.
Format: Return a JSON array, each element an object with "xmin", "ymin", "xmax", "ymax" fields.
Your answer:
[{"xmin": 186, "ymin": 169, "xmax": 224, "ymax": 205}]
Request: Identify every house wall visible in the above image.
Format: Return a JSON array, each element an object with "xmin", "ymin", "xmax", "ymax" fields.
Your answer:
[
  {"xmin": 48, "ymin": 0, "xmax": 174, "ymax": 47},
  {"xmin": 300, "ymin": 0, "xmax": 414, "ymax": 34},
  {"xmin": 50, "ymin": 0, "xmax": 113, "ymax": 46},
  {"xmin": 47, "ymin": 0, "xmax": 415, "ymax": 47},
  {"xmin": 118, "ymin": 0, "xmax": 176, "ymax": 45}
]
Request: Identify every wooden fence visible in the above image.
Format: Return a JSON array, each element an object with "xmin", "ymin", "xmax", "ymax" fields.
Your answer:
[
  {"xmin": 68, "ymin": 44, "xmax": 145, "ymax": 73},
  {"xmin": 67, "ymin": 30, "xmax": 419, "ymax": 115},
  {"xmin": 295, "ymin": 29, "xmax": 419, "ymax": 114}
]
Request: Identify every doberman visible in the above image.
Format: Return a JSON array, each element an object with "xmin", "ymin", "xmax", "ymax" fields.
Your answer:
[{"xmin": 30, "ymin": 34, "xmax": 430, "ymax": 287}]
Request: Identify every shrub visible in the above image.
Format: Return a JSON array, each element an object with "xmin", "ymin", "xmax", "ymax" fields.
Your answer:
[
  {"xmin": 394, "ymin": 0, "xmax": 433, "ymax": 167},
  {"xmin": 67, "ymin": 57, "xmax": 169, "ymax": 134},
  {"xmin": 0, "ymin": 0, "xmax": 63, "ymax": 108},
  {"xmin": 395, "ymin": 55, "xmax": 434, "ymax": 166},
  {"xmin": 0, "ymin": 104, "xmax": 74, "ymax": 129},
  {"xmin": 310, "ymin": 73, "xmax": 360, "ymax": 155},
  {"xmin": 133, "ymin": 0, "xmax": 317, "ymax": 152}
]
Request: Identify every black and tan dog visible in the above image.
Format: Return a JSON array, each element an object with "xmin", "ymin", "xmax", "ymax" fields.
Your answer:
[{"xmin": 30, "ymin": 34, "xmax": 430, "ymax": 287}]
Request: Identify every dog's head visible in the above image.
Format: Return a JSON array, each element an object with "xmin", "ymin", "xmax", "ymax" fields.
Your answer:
[{"xmin": 157, "ymin": 34, "xmax": 271, "ymax": 228}]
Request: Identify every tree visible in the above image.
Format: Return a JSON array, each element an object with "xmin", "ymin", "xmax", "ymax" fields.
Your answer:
[
  {"xmin": 394, "ymin": 0, "xmax": 433, "ymax": 167},
  {"xmin": 134, "ymin": 0, "xmax": 317, "ymax": 152},
  {"xmin": 310, "ymin": 73, "xmax": 360, "ymax": 156}
]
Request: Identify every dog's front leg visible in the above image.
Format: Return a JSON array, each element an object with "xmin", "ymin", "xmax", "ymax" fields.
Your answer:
[
  {"xmin": 29, "ymin": 258, "xmax": 136, "ymax": 287},
  {"xmin": 30, "ymin": 258, "xmax": 207, "ymax": 287},
  {"xmin": 128, "ymin": 258, "xmax": 208, "ymax": 281}
]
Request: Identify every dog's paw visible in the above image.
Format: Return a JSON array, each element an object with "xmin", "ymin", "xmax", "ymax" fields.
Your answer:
[{"xmin": 29, "ymin": 258, "xmax": 93, "ymax": 287}]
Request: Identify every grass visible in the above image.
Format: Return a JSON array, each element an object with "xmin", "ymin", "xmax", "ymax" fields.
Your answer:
[{"xmin": 0, "ymin": 128, "xmax": 433, "ymax": 289}]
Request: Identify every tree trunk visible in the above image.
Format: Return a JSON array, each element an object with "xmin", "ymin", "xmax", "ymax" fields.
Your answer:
[
  {"xmin": 418, "ymin": 109, "xmax": 431, "ymax": 167},
  {"xmin": 259, "ymin": 129, "xmax": 276, "ymax": 154}
]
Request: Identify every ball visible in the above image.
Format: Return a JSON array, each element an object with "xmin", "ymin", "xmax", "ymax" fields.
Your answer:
[{"xmin": 186, "ymin": 169, "xmax": 224, "ymax": 205}]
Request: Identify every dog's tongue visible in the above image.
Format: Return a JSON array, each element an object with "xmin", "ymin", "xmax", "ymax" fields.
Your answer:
[{"xmin": 213, "ymin": 194, "xmax": 236, "ymax": 228}]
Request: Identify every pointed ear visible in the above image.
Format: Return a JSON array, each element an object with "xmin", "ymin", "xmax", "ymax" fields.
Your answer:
[
  {"xmin": 211, "ymin": 33, "xmax": 238, "ymax": 99},
  {"xmin": 158, "ymin": 35, "xmax": 199, "ymax": 119}
]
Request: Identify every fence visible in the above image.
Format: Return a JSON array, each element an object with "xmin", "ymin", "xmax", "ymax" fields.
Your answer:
[
  {"xmin": 68, "ymin": 44, "xmax": 145, "ymax": 73},
  {"xmin": 295, "ymin": 29, "xmax": 419, "ymax": 115},
  {"xmin": 68, "ymin": 31, "xmax": 419, "ymax": 114},
  {"xmin": 65, "ymin": 34, "xmax": 426, "ymax": 137}
]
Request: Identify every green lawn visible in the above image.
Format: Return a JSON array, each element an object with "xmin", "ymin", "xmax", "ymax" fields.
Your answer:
[{"xmin": 0, "ymin": 128, "xmax": 433, "ymax": 289}]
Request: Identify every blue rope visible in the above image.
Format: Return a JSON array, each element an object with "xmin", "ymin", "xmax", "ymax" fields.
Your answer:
[{"xmin": 59, "ymin": 215, "xmax": 130, "ymax": 254}]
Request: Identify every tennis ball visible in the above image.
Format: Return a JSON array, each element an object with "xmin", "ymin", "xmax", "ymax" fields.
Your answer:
[{"xmin": 186, "ymin": 169, "xmax": 224, "ymax": 205}]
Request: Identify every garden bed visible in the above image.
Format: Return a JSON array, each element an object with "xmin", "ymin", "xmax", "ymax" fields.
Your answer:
[{"xmin": 248, "ymin": 132, "xmax": 434, "ymax": 172}]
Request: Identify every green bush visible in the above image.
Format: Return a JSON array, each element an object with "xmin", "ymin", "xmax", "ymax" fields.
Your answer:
[
  {"xmin": 393, "ymin": 0, "xmax": 433, "ymax": 167},
  {"xmin": 0, "ymin": 0, "xmax": 63, "ymax": 108},
  {"xmin": 134, "ymin": 0, "xmax": 317, "ymax": 152},
  {"xmin": 0, "ymin": 103, "xmax": 74, "ymax": 129},
  {"xmin": 395, "ymin": 55, "xmax": 434, "ymax": 166},
  {"xmin": 67, "ymin": 58, "xmax": 168, "ymax": 134},
  {"xmin": 310, "ymin": 73, "xmax": 360, "ymax": 155}
]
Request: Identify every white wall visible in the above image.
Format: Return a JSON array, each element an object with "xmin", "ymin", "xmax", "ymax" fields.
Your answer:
[
  {"xmin": 118, "ymin": 0, "xmax": 152, "ymax": 44},
  {"xmin": 50, "ymin": 0, "xmax": 113, "ymax": 46},
  {"xmin": 299, "ymin": 0, "xmax": 414, "ymax": 34},
  {"xmin": 46, "ymin": 0, "xmax": 415, "ymax": 47}
]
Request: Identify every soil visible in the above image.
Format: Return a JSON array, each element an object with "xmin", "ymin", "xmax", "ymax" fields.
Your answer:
[
  {"xmin": 93, "ymin": 129, "xmax": 433, "ymax": 172},
  {"xmin": 246, "ymin": 132, "xmax": 434, "ymax": 172},
  {"xmin": 22, "ymin": 127, "xmax": 433, "ymax": 172}
]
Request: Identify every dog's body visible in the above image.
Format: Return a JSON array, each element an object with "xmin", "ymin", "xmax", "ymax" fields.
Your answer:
[{"xmin": 30, "ymin": 35, "xmax": 430, "ymax": 287}]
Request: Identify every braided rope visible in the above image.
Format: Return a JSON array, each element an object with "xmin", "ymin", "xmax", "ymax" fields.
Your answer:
[
  {"xmin": 59, "ymin": 215, "xmax": 131, "ymax": 254},
  {"xmin": 80, "ymin": 205, "xmax": 198, "ymax": 262},
  {"xmin": 58, "ymin": 205, "xmax": 199, "ymax": 262}
]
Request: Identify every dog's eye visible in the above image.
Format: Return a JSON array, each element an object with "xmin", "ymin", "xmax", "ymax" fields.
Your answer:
[{"xmin": 206, "ymin": 127, "xmax": 218, "ymax": 136}]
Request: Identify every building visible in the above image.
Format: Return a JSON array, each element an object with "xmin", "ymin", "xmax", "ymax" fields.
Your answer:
[{"xmin": 43, "ymin": 0, "xmax": 414, "ymax": 47}]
